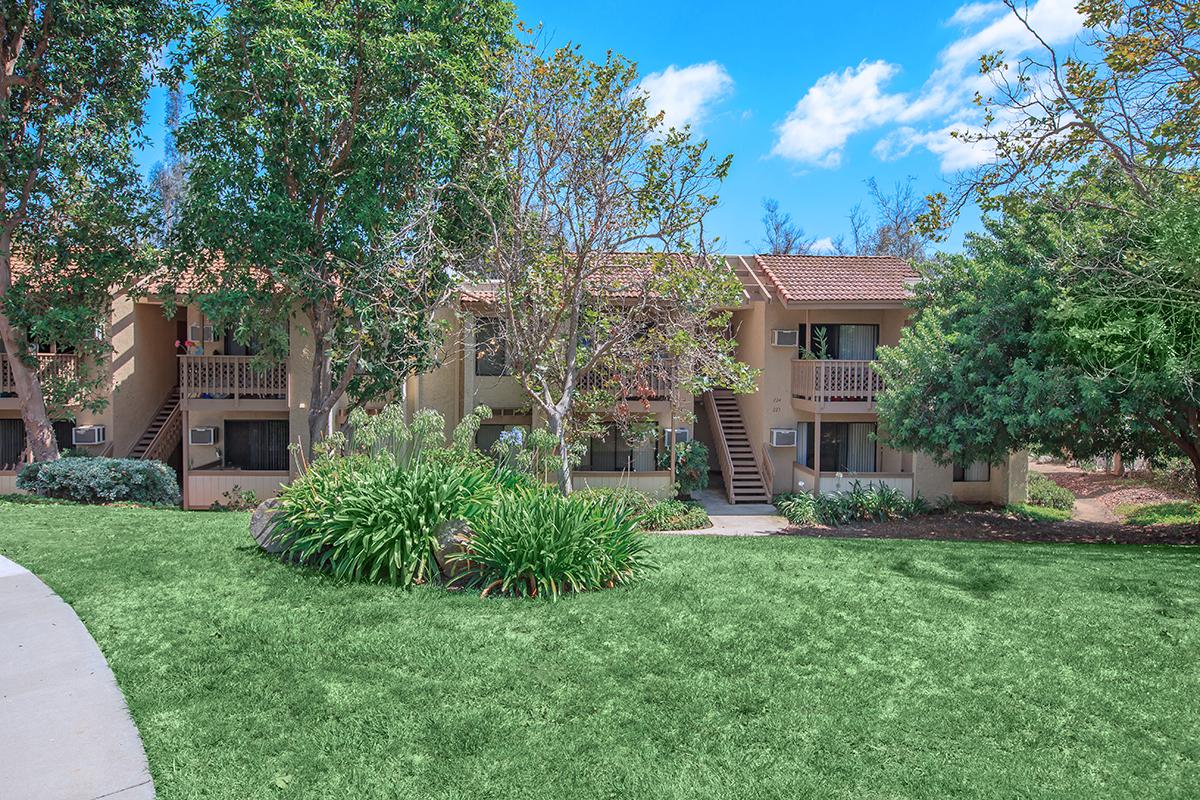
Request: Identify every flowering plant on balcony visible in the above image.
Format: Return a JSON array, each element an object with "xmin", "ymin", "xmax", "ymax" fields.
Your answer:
[{"xmin": 175, "ymin": 339, "xmax": 202, "ymax": 355}]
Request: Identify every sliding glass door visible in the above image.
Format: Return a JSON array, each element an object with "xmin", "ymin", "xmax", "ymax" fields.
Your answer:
[{"xmin": 795, "ymin": 421, "xmax": 877, "ymax": 472}]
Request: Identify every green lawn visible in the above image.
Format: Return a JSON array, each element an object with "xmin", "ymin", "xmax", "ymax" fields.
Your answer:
[
  {"xmin": 3, "ymin": 501, "xmax": 1200, "ymax": 799},
  {"xmin": 1004, "ymin": 502, "xmax": 1073, "ymax": 522},
  {"xmin": 1117, "ymin": 501, "xmax": 1200, "ymax": 526}
]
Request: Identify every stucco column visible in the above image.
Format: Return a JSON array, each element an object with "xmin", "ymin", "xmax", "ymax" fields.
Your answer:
[
  {"xmin": 812, "ymin": 413, "xmax": 821, "ymax": 496},
  {"xmin": 912, "ymin": 451, "xmax": 953, "ymax": 503}
]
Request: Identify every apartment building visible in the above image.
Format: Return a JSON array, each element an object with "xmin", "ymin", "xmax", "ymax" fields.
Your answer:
[
  {"xmin": 0, "ymin": 253, "xmax": 1026, "ymax": 508},
  {"xmin": 0, "ymin": 277, "xmax": 316, "ymax": 509},
  {"xmin": 408, "ymin": 254, "xmax": 1027, "ymax": 506}
]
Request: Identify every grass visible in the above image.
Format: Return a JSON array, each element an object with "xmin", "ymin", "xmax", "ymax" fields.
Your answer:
[
  {"xmin": 1004, "ymin": 502, "xmax": 1073, "ymax": 522},
  {"xmin": 1116, "ymin": 501, "xmax": 1200, "ymax": 526},
  {"xmin": 3, "ymin": 501, "xmax": 1200, "ymax": 799}
]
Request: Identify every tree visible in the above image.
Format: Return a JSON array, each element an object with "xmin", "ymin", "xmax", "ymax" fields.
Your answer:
[
  {"xmin": 925, "ymin": 0, "xmax": 1199, "ymax": 228},
  {"xmin": 761, "ymin": 198, "xmax": 816, "ymax": 254},
  {"xmin": 848, "ymin": 178, "xmax": 930, "ymax": 260},
  {"xmin": 173, "ymin": 0, "xmax": 513, "ymax": 455},
  {"xmin": 459, "ymin": 43, "xmax": 754, "ymax": 493},
  {"xmin": 876, "ymin": 171, "xmax": 1200, "ymax": 495},
  {"xmin": 148, "ymin": 89, "xmax": 187, "ymax": 243},
  {"xmin": 0, "ymin": 0, "xmax": 187, "ymax": 461}
]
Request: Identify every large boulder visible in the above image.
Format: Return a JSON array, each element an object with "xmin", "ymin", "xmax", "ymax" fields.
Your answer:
[
  {"xmin": 249, "ymin": 498, "xmax": 287, "ymax": 554},
  {"xmin": 433, "ymin": 518, "xmax": 472, "ymax": 582}
]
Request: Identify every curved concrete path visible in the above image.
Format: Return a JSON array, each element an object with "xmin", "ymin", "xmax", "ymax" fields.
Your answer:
[{"xmin": 0, "ymin": 555, "xmax": 154, "ymax": 799}]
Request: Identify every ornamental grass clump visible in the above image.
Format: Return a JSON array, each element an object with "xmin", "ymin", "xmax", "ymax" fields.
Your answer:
[
  {"xmin": 450, "ymin": 487, "xmax": 655, "ymax": 599},
  {"xmin": 274, "ymin": 458, "xmax": 495, "ymax": 587}
]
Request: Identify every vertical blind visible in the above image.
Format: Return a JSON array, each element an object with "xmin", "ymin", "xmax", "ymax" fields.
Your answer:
[
  {"xmin": 836, "ymin": 325, "xmax": 879, "ymax": 360},
  {"xmin": 954, "ymin": 461, "xmax": 991, "ymax": 482},
  {"xmin": 579, "ymin": 424, "xmax": 658, "ymax": 472},
  {"xmin": 796, "ymin": 421, "xmax": 877, "ymax": 472},
  {"xmin": 0, "ymin": 419, "xmax": 23, "ymax": 467},
  {"xmin": 224, "ymin": 420, "xmax": 289, "ymax": 471}
]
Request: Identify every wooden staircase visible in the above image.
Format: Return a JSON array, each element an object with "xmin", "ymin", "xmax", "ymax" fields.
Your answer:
[
  {"xmin": 128, "ymin": 386, "xmax": 182, "ymax": 461},
  {"xmin": 703, "ymin": 389, "xmax": 771, "ymax": 503}
]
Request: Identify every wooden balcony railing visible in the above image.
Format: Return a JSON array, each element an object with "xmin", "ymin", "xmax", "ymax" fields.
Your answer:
[
  {"xmin": 792, "ymin": 359, "xmax": 884, "ymax": 404},
  {"xmin": 577, "ymin": 365, "xmax": 671, "ymax": 400},
  {"xmin": 1, "ymin": 353, "xmax": 81, "ymax": 396},
  {"xmin": 179, "ymin": 355, "xmax": 288, "ymax": 402}
]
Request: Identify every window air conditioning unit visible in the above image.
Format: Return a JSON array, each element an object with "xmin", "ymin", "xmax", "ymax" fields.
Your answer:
[
  {"xmin": 71, "ymin": 425, "xmax": 106, "ymax": 446},
  {"xmin": 662, "ymin": 427, "xmax": 691, "ymax": 447},
  {"xmin": 772, "ymin": 329, "xmax": 799, "ymax": 348},
  {"xmin": 769, "ymin": 428, "xmax": 797, "ymax": 447},
  {"xmin": 189, "ymin": 426, "xmax": 218, "ymax": 446}
]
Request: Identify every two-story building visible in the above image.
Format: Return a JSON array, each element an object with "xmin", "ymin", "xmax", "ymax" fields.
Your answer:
[
  {"xmin": 1, "ymin": 265, "xmax": 317, "ymax": 508},
  {"xmin": 1, "ymin": 252, "xmax": 1026, "ymax": 508}
]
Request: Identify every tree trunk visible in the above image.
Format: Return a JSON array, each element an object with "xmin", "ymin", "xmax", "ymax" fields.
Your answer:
[
  {"xmin": 547, "ymin": 410, "xmax": 572, "ymax": 495},
  {"xmin": 0, "ymin": 309, "xmax": 59, "ymax": 463}
]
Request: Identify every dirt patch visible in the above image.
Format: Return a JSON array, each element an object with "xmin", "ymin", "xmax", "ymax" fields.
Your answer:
[
  {"xmin": 782, "ymin": 508, "xmax": 1200, "ymax": 545},
  {"xmin": 1033, "ymin": 463, "xmax": 1191, "ymax": 512}
]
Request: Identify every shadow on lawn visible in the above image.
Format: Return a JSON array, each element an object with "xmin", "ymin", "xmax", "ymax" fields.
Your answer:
[
  {"xmin": 783, "ymin": 509, "xmax": 1200, "ymax": 546},
  {"xmin": 889, "ymin": 555, "xmax": 1011, "ymax": 599}
]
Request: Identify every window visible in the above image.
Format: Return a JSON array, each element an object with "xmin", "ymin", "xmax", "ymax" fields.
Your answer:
[
  {"xmin": 475, "ymin": 424, "xmax": 528, "ymax": 454},
  {"xmin": 578, "ymin": 424, "xmax": 658, "ymax": 472},
  {"xmin": 800, "ymin": 324, "xmax": 880, "ymax": 360},
  {"xmin": 224, "ymin": 420, "xmax": 289, "ymax": 471},
  {"xmin": 474, "ymin": 318, "xmax": 508, "ymax": 376},
  {"xmin": 795, "ymin": 421, "xmax": 876, "ymax": 472},
  {"xmin": 0, "ymin": 419, "xmax": 23, "ymax": 468},
  {"xmin": 954, "ymin": 461, "xmax": 991, "ymax": 482},
  {"xmin": 0, "ymin": 419, "xmax": 73, "ymax": 467},
  {"xmin": 223, "ymin": 329, "xmax": 263, "ymax": 357}
]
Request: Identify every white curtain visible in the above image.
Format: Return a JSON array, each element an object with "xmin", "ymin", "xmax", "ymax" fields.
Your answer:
[
  {"xmin": 960, "ymin": 461, "xmax": 991, "ymax": 481},
  {"xmin": 845, "ymin": 423, "xmax": 876, "ymax": 472},
  {"xmin": 838, "ymin": 325, "xmax": 878, "ymax": 360}
]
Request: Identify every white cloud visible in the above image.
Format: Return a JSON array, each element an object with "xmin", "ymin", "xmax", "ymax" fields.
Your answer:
[
  {"xmin": 947, "ymin": 1, "xmax": 1005, "ymax": 27},
  {"xmin": 874, "ymin": 123, "xmax": 994, "ymax": 172},
  {"xmin": 638, "ymin": 62, "xmax": 733, "ymax": 130},
  {"xmin": 811, "ymin": 236, "xmax": 838, "ymax": 254},
  {"xmin": 771, "ymin": 0, "xmax": 1085, "ymax": 171},
  {"xmin": 771, "ymin": 61, "xmax": 906, "ymax": 168}
]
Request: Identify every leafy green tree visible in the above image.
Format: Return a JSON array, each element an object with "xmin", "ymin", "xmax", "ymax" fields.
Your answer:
[
  {"xmin": 173, "ymin": 0, "xmax": 513, "ymax": 454},
  {"xmin": 877, "ymin": 173, "xmax": 1200, "ymax": 494},
  {"xmin": 458, "ymin": 43, "xmax": 754, "ymax": 493},
  {"xmin": 0, "ymin": 0, "xmax": 188, "ymax": 461}
]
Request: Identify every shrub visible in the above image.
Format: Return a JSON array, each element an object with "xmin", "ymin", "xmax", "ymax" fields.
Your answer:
[
  {"xmin": 571, "ymin": 486, "xmax": 655, "ymax": 517},
  {"xmin": 451, "ymin": 487, "xmax": 655, "ymax": 599},
  {"xmin": 776, "ymin": 483, "xmax": 932, "ymax": 527},
  {"xmin": 642, "ymin": 499, "xmax": 710, "ymax": 531},
  {"xmin": 774, "ymin": 492, "xmax": 817, "ymax": 525},
  {"xmin": 1027, "ymin": 472, "xmax": 1075, "ymax": 511},
  {"xmin": 17, "ymin": 457, "xmax": 180, "ymax": 505},
  {"xmin": 275, "ymin": 459, "xmax": 495, "ymax": 587},
  {"xmin": 658, "ymin": 440, "xmax": 710, "ymax": 497}
]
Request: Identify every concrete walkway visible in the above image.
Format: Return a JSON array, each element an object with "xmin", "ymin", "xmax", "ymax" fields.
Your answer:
[
  {"xmin": 0, "ymin": 555, "xmax": 154, "ymax": 800},
  {"xmin": 1030, "ymin": 462, "xmax": 1120, "ymax": 524},
  {"xmin": 665, "ymin": 487, "xmax": 790, "ymax": 536}
]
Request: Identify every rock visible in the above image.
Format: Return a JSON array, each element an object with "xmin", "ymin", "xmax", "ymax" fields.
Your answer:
[
  {"xmin": 432, "ymin": 518, "xmax": 472, "ymax": 581},
  {"xmin": 249, "ymin": 498, "xmax": 287, "ymax": 554}
]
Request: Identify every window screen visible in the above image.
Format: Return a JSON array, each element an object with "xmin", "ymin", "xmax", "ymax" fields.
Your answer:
[{"xmin": 224, "ymin": 420, "xmax": 289, "ymax": 471}]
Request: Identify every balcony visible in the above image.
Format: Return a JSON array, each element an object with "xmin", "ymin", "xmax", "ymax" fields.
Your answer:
[
  {"xmin": 577, "ymin": 364, "xmax": 672, "ymax": 403},
  {"xmin": 792, "ymin": 359, "xmax": 883, "ymax": 412},
  {"xmin": 0, "ymin": 353, "xmax": 82, "ymax": 406},
  {"xmin": 179, "ymin": 355, "xmax": 288, "ymax": 408}
]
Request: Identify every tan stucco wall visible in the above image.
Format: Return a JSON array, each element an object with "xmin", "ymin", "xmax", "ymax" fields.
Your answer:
[
  {"xmin": 109, "ymin": 300, "xmax": 178, "ymax": 456},
  {"xmin": 573, "ymin": 472, "xmax": 673, "ymax": 498},
  {"xmin": 913, "ymin": 452, "xmax": 954, "ymax": 503},
  {"xmin": 186, "ymin": 472, "xmax": 289, "ymax": 509}
]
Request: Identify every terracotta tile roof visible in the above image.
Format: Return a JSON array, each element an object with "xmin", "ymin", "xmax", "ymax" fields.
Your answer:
[
  {"xmin": 459, "ymin": 252, "xmax": 723, "ymax": 305},
  {"xmin": 751, "ymin": 254, "xmax": 917, "ymax": 304}
]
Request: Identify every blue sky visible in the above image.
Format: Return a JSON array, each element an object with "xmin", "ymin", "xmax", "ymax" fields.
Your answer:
[{"xmin": 135, "ymin": 0, "xmax": 1085, "ymax": 254}]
